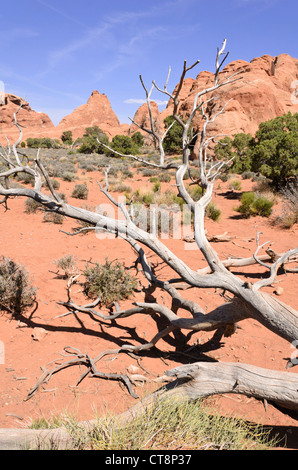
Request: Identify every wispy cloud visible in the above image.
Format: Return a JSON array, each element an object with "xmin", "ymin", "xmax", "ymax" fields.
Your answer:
[
  {"xmin": 37, "ymin": 1, "xmax": 188, "ymax": 80},
  {"xmin": 35, "ymin": 0, "xmax": 87, "ymax": 28}
]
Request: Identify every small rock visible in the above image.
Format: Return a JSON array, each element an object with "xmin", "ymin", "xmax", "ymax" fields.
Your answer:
[
  {"xmin": 127, "ymin": 364, "xmax": 140, "ymax": 374},
  {"xmin": 274, "ymin": 286, "xmax": 283, "ymax": 296},
  {"xmin": 31, "ymin": 327, "xmax": 48, "ymax": 341}
]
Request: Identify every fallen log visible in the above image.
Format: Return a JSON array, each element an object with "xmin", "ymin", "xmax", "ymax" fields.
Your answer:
[{"xmin": 1, "ymin": 362, "xmax": 296, "ymax": 450}]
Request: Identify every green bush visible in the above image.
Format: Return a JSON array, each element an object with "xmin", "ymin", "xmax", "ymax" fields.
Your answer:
[
  {"xmin": 228, "ymin": 179, "xmax": 242, "ymax": 191},
  {"xmin": 0, "ymin": 257, "xmax": 36, "ymax": 315},
  {"xmin": 153, "ymin": 181, "xmax": 161, "ymax": 192},
  {"xmin": 236, "ymin": 192, "xmax": 274, "ymax": 218},
  {"xmin": 214, "ymin": 113, "xmax": 298, "ymax": 189},
  {"xmin": 131, "ymin": 131, "xmax": 144, "ymax": 147},
  {"xmin": 26, "ymin": 137, "xmax": 60, "ymax": 149},
  {"xmin": 61, "ymin": 131, "xmax": 73, "ymax": 145},
  {"xmin": 206, "ymin": 202, "xmax": 221, "ymax": 221},
  {"xmin": 83, "ymin": 258, "xmax": 138, "ymax": 306},
  {"xmin": 111, "ymin": 135, "xmax": 140, "ymax": 155},
  {"xmin": 78, "ymin": 126, "xmax": 110, "ymax": 154}
]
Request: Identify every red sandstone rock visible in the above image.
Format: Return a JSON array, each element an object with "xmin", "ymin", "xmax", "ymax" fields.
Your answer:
[
  {"xmin": 0, "ymin": 94, "xmax": 55, "ymax": 145},
  {"xmin": 129, "ymin": 101, "xmax": 164, "ymax": 144},
  {"xmin": 173, "ymin": 54, "xmax": 298, "ymax": 156},
  {"xmin": 55, "ymin": 90, "xmax": 122, "ymax": 141}
]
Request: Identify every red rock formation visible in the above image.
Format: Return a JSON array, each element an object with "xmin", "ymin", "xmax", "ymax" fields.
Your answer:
[
  {"xmin": 0, "ymin": 94, "xmax": 55, "ymax": 145},
  {"xmin": 1, "ymin": 53, "xmax": 297, "ymax": 150},
  {"xmin": 129, "ymin": 53, "xmax": 298, "ymax": 157},
  {"xmin": 129, "ymin": 101, "xmax": 164, "ymax": 145},
  {"xmin": 55, "ymin": 90, "xmax": 126, "ymax": 141}
]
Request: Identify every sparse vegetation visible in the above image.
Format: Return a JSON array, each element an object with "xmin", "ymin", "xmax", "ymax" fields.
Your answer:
[
  {"xmin": 236, "ymin": 192, "xmax": 274, "ymax": 218},
  {"xmin": 206, "ymin": 202, "xmax": 221, "ymax": 221},
  {"xmin": 43, "ymin": 212, "xmax": 65, "ymax": 224},
  {"xmin": 71, "ymin": 183, "xmax": 89, "ymax": 199},
  {"xmin": 54, "ymin": 254, "xmax": 79, "ymax": 279},
  {"xmin": 83, "ymin": 258, "xmax": 138, "ymax": 306},
  {"xmin": 24, "ymin": 197, "xmax": 42, "ymax": 214},
  {"xmin": 276, "ymin": 182, "xmax": 298, "ymax": 228},
  {"xmin": 0, "ymin": 256, "xmax": 36, "ymax": 316},
  {"xmin": 30, "ymin": 397, "xmax": 277, "ymax": 450}
]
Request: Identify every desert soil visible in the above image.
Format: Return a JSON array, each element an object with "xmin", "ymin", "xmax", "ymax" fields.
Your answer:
[{"xmin": 0, "ymin": 162, "xmax": 297, "ymax": 448}]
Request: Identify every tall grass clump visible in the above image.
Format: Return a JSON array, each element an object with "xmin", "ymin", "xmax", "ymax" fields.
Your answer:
[{"xmin": 64, "ymin": 397, "xmax": 277, "ymax": 450}]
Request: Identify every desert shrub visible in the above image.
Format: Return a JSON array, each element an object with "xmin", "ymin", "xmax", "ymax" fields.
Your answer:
[
  {"xmin": 141, "ymin": 168, "xmax": 159, "ymax": 177},
  {"xmin": 54, "ymin": 254, "xmax": 78, "ymax": 279},
  {"xmin": 131, "ymin": 131, "xmax": 144, "ymax": 147},
  {"xmin": 153, "ymin": 181, "xmax": 161, "ymax": 193},
  {"xmin": 187, "ymin": 184, "xmax": 203, "ymax": 201},
  {"xmin": 25, "ymin": 198, "xmax": 42, "ymax": 214},
  {"xmin": 61, "ymin": 171, "xmax": 77, "ymax": 182},
  {"xmin": 228, "ymin": 179, "xmax": 242, "ymax": 191},
  {"xmin": 111, "ymin": 135, "xmax": 140, "ymax": 156},
  {"xmin": 121, "ymin": 168, "xmax": 133, "ymax": 178},
  {"xmin": 158, "ymin": 172, "xmax": 172, "ymax": 183},
  {"xmin": 132, "ymin": 189, "xmax": 154, "ymax": 205},
  {"xmin": 275, "ymin": 182, "xmax": 298, "ymax": 228},
  {"xmin": 110, "ymin": 183, "xmax": 132, "ymax": 193},
  {"xmin": 43, "ymin": 212, "xmax": 65, "ymax": 224},
  {"xmin": 61, "ymin": 131, "xmax": 73, "ymax": 145},
  {"xmin": 78, "ymin": 161, "xmax": 97, "ymax": 172},
  {"xmin": 78, "ymin": 126, "xmax": 110, "ymax": 154},
  {"xmin": 242, "ymin": 171, "xmax": 256, "ymax": 180},
  {"xmin": 71, "ymin": 183, "xmax": 89, "ymax": 200},
  {"xmin": 50, "ymin": 179, "xmax": 60, "ymax": 190},
  {"xmin": 69, "ymin": 395, "xmax": 276, "ymax": 450},
  {"xmin": 83, "ymin": 258, "xmax": 138, "ymax": 306},
  {"xmin": 149, "ymin": 177, "xmax": 158, "ymax": 183},
  {"xmin": 26, "ymin": 137, "xmax": 60, "ymax": 149},
  {"xmin": 236, "ymin": 192, "xmax": 274, "ymax": 218},
  {"xmin": 16, "ymin": 172, "xmax": 35, "ymax": 186},
  {"xmin": 0, "ymin": 257, "xmax": 36, "ymax": 315},
  {"xmin": 206, "ymin": 202, "xmax": 221, "ymax": 221}
]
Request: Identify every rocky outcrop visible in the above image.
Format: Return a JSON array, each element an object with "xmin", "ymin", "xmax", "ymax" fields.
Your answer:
[
  {"xmin": 164, "ymin": 53, "xmax": 298, "ymax": 156},
  {"xmin": 1, "ymin": 53, "xmax": 297, "ymax": 149},
  {"xmin": 129, "ymin": 101, "xmax": 164, "ymax": 145},
  {"xmin": 55, "ymin": 90, "xmax": 128, "ymax": 141},
  {"xmin": 0, "ymin": 94, "xmax": 55, "ymax": 145},
  {"xmin": 129, "ymin": 53, "xmax": 298, "ymax": 157}
]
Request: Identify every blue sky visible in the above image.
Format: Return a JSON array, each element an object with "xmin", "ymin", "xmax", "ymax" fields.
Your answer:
[{"xmin": 0, "ymin": 0, "xmax": 297, "ymax": 126}]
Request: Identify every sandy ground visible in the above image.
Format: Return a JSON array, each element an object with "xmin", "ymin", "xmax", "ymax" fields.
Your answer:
[{"xmin": 0, "ymin": 166, "xmax": 297, "ymax": 448}]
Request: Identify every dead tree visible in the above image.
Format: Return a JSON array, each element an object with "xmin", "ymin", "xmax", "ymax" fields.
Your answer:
[{"xmin": 0, "ymin": 40, "xmax": 297, "ymax": 448}]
